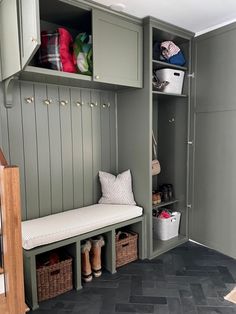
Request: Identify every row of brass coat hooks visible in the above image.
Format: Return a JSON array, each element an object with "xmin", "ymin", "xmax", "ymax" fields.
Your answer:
[{"xmin": 24, "ymin": 97, "xmax": 111, "ymax": 108}]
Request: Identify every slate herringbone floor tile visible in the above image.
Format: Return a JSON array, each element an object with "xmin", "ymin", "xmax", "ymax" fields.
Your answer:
[{"xmin": 29, "ymin": 242, "xmax": 236, "ymax": 314}]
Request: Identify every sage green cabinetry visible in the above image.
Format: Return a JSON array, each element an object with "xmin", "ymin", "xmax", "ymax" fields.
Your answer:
[
  {"xmin": 0, "ymin": 0, "xmax": 21, "ymax": 79},
  {"xmin": 18, "ymin": 0, "xmax": 40, "ymax": 69},
  {"xmin": 92, "ymin": 9, "xmax": 143, "ymax": 88},
  {"xmin": 117, "ymin": 17, "xmax": 194, "ymax": 259},
  {"xmin": 0, "ymin": 0, "xmax": 143, "ymax": 88}
]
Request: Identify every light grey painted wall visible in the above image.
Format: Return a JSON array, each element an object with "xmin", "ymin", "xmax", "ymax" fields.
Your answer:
[
  {"xmin": 1, "ymin": 81, "xmax": 117, "ymax": 221},
  {"xmin": 190, "ymin": 22, "xmax": 236, "ymax": 259}
]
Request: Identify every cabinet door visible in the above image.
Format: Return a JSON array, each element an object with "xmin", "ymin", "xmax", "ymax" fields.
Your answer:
[
  {"xmin": 190, "ymin": 25, "xmax": 236, "ymax": 259},
  {"xmin": 92, "ymin": 9, "xmax": 143, "ymax": 88},
  {"xmin": 0, "ymin": 0, "xmax": 21, "ymax": 80},
  {"xmin": 19, "ymin": 0, "xmax": 40, "ymax": 69}
]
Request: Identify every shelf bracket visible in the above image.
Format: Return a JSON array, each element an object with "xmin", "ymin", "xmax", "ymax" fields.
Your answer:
[
  {"xmin": 3, "ymin": 75, "xmax": 19, "ymax": 109},
  {"xmin": 187, "ymin": 204, "xmax": 192, "ymax": 209}
]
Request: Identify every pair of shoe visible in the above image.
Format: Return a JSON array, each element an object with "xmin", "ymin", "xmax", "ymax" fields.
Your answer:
[
  {"xmin": 159, "ymin": 184, "xmax": 174, "ymax": 202},
  {"xmin": 81, "ymin": 235, "xmax": 105, "ymax": 283}
]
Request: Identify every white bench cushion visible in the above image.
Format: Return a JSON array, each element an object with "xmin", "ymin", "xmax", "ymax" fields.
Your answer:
[{"xmin": 22, "ymin": 204, "xmax": 143, "ymax": 250}]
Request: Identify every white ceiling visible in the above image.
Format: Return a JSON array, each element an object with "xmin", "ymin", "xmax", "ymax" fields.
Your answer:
[{"xmin": 93, "ymin": 0, "xmax": 236, "ymax": 35}]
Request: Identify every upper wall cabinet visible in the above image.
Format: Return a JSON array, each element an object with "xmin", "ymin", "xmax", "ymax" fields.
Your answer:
[
  {"xmin": 0, "ymin": 0, "xmax": 143, "ymax": 89},
  {"xmin": 0, "ymin": 0, "xmax": 22, "ymax": 79},
  {"xmin": 0, "ymin": 0, "xmax": 40, "ymax": 80},
  {"xmin": 19, "ymin": 0, "xmax": 41, "ymax": 69},
  {"xmin": 92, "ymin": 9, "xmax": 143, "ymax": 88}
]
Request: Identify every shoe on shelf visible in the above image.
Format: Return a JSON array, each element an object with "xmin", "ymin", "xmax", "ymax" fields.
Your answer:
[
  {"xmin": 81, "ymin": 240, "xmax": 93, "ymax": 282},
  {"xmin": 159, "ymin": 185, "xmax": 169, "ymax": 202},
  {"xmin": 90, "ymin": 235, "xmax": 105, "ymax": 278},
  {"xmin": 167, "ymin": 184, "xmax": 174, "ymax": 200},
  {"xmin": 152, "ymin": 192, "xmax": 161, "ymax": 205}
]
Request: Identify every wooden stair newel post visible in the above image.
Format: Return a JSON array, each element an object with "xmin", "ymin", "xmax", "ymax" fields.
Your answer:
[{"xmin": 0, "ymin": 165, "xmax": 26, "ymax": 314}]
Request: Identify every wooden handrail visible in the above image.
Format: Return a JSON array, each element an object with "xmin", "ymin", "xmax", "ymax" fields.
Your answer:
[{"xmin": 0, "ymin": 149, "xmax": 26, "ymax": 314}]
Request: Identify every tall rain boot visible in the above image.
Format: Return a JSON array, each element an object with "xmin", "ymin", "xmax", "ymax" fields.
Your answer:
[
  {"xmin": 90, "ymin": 235, "xmax": 105, "ymax": 278},
  {"xmin": 81, "ymin": 240, "xmax": 93, "ymax": 282}
]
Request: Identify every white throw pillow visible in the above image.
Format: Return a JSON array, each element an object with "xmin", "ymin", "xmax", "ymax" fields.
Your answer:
[{"xmin": 98, "ymin": 170, "xmax": 136, "ymax": 205}]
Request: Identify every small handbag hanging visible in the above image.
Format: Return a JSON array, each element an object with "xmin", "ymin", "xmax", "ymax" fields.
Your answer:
[{"xmin": 152, "ymin": 131, "xmax": 161, "ymax": 176}]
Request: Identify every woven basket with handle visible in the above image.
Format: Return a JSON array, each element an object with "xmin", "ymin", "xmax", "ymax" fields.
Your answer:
[{"xmin": 116, "ymin": 231, "xmax": 138, "ymax": 268}]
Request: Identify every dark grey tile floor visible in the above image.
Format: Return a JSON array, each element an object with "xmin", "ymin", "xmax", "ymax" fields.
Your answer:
[{"xmin": 29, "ymin": 241, "xmax": 236, "ymax": 314}]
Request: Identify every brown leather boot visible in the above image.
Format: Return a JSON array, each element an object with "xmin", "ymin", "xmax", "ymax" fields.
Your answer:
[
  {"xmin": 81, "ymin": 240, "xmax": 92, "ymax": 282},
  {"xmin": 90, "ymin": 235, "xmax": 105, "ymax": 277}
]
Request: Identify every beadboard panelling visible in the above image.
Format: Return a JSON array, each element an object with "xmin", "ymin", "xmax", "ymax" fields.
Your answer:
[
  {"xmin": 109, "ymin": 91, "xmax": 117, "ymax": 173},
  {"xmin": 21, "ymin": 82, "xmax": 40, "ymax": 220},
  {"xmin": 7, "ymin": 83, "xmax": 27, "ymax": 219},
  {"xmin": 101, "ymin": 92, "xmax": 111, "ymax": 172},
  {"xmin": 81, "ymin": 89, "xmax": 93, "ymax": 206},
  {"xmin": 47, "ymin": 85, "xmax": 63, "ymax": 214},
  {"xmin": 91, "ymin": 90, "xmax": 102, "ymax": 203},
  {"xmin": 35, "ymin": 84, "xmax": 51, "ymax": 218},
  {"xmin": 59, "ymin": 86, "xmax": 74, "ymax": 210},
  {"xmin": 71, "ymin": 88, "xmax": 84, "ymax": 208},
  {"xmin": 6, "ymin": 81, "xmax": 117, "ymax": 220}
]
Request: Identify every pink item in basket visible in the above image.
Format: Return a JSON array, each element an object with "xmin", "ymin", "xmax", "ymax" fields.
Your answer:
[{"xmin": 159, "ymin": 210, "xmax": 171, "ymax": 219}]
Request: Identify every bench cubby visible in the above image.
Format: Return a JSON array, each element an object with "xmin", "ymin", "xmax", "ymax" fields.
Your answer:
[{"xmin": 23, "ymin": 215, "xmax": 145, "ymax": 310}]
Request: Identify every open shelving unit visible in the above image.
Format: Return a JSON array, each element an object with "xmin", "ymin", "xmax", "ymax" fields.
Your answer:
[
  {"xmin": 150, "ymin": 19, "xmax": 192, "ymax": 258},
  {"xmin": 20, "ymin": 66, "xmax": 127, "ymax": 90}
]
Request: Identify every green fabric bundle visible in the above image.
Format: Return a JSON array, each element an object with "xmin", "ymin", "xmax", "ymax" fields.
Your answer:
[{"xmin": 73, "ymin": 33, "xmax": 92, "ymax": 75}]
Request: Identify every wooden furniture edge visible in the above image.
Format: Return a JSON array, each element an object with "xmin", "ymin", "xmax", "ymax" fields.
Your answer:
[{"xmin": 0, "ymin": 160, "xmax": 26, "ymax": 313}]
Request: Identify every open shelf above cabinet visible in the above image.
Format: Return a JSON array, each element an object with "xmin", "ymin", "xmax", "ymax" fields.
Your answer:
[
  {"xmin": 24, "ymin": 66, "xmax": 91, "ymax": 82},
  {"xmin": 152, "ymin": 60, "xmax": 187, "ymax": 71},
  {"xmin": 19, "ymin": 66, "xmax": 126, "ymax": 90}
]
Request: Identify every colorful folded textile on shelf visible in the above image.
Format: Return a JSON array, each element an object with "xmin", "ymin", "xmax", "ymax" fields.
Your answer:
[
  {"xmin": 73, "ymin": 33, "xmax": 93, "ymax": 75},
  {"xmin": 39, "ymin": 28, "xmax": 76, "ymax": 73},
  {"xmin": 160, "ymin": 41, "xmax": 186, "ymax": 66}
]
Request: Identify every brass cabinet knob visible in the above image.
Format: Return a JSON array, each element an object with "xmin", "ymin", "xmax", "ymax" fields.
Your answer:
[{"xmin": 31, "ymin": 37, "xmax": 38, "ymax": 43}]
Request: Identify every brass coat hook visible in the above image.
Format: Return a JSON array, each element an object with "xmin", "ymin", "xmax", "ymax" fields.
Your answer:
[
  {"xmin": 44, "ymin": 99, "xmax": 52, "ymax": 105},
  {"xmin": 25, "ymin": 97, "xmax": 34, "ymax": 104},
  {"xmin": 60, "ymin": 100, "xmax": 68, "ymax": 106}
]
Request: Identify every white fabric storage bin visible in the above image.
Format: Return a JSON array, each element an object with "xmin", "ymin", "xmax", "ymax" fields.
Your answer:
[
  {"xmin": 153, "ymin": 212, "xmax": 181, "ymax": 241},
  {"xmin": 156, "ymin": 69, "xmax": 185, "ymax": 94}
]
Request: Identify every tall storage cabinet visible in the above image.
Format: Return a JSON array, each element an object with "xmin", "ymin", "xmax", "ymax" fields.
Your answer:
[{"xmin": 117, "ymin": 17, "xmax": 194, "ymax": 259}]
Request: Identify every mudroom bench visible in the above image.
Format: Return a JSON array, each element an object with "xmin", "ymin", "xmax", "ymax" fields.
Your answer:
[{"xmin": 22, "ymin": 204, "xmax": 145, "ymax": 310}]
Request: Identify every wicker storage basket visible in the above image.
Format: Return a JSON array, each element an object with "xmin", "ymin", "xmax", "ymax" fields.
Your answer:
[
  {"xmin": 116, "ymin": 231, "xmax": 138, "ymax": 268},
  {"xmin": 36, "ymin": 251, "xmax": 73, "ymax": 302}
]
